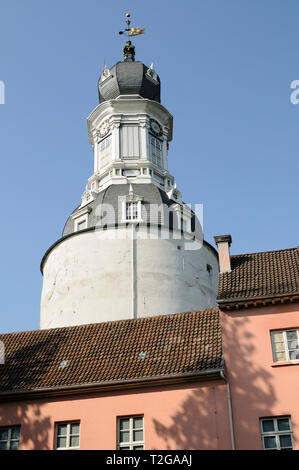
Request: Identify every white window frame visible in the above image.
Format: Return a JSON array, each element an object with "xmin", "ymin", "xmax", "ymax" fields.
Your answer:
[
  {"xmin": 122, "ymin": 201, "xmax": 142, "ymax": 223},
  {"xmin": 55, "ymin": 422, "xmax": 80, "ymax": 450},
  {"xmin": 98, "ymin": 135, "xmax": 112, "ymax": 151},
  {"xmin": 117, "ymin": 416, "xmax": 144, "ymax": 450},
  {"xmin": 75, "ymin": 217, "xmax": 87, "ymax": 232},
  {"xmin": 150, "ymin": 136, "xmax": 163, "ymax": 168},
  {"xmin": 271, "ymin": 329, "xmax": 299, "ymax": 363},
  {"xmin": 0, "ymin": 426, "xmax": 21, "ymax": 450},
  {"xmin": 260, "ymin": 416, "xmax": 294, "ymax": 450},
  {"xmin": 72, "ymin": 206, "xmax": 91, "ymax": 232},
  {"xmin": 171, "ymin": 204, "xmax": 192, "ymax": 233}
]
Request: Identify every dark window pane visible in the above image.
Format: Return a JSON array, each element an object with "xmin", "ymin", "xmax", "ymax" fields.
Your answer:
[
  {"xmin": 133, "ymin": 417, "xmax": 143, "ymax": 429},
  {"xmin": 0, "ymin": 430, "xmax": 9, "ymax": 440},
  {"xmin": 279, "ymin": 435, "xmax": 292, "ymax": 448},
  {"xmin": 133, "ymin": 430, "xmax": 143, "ymax": 441},
  {"xmin": 11, "ymin": 428, "xmax": 20, "ymax": 439},
  {"xmin": 57, "ymin": 436, "xmax": 67, "ymax": 448},
  {"xmin": 119, "ymin": 419, "xmax": 129, "ymax": 431},
  {"xmin": 286, "ymin": 331, "xmax": 297, "ymax": 340},
  {"xmin": 277, "ymin": 418, "xmax": 290, "ymax": 431},
  {"xmin": 287, "ymin": 340, "xmax": 299, "ymax": 350},
  {"xmin": 133, "ymin": 446, "xmax": 144, "ymax": 450},
  {"xmin": 262, "ymin": 420, "xmax": 274, "ymax": 432},
  {"xmin": 57, "ymin": 424, "xmax": 67, "ymax": 436},
  {"xmin": 0, "ymin": 441, "xmax": 8, "ymax": 450},
  {"xmin": 9, "ymin": 440, "xmax": 19, "ymax": 450},
  {"xmin": 70, "ymin": 423, "xmax": 80, "ymax": 435},
  {"xmin": 70, "ymin": 436, "xmax": 79, "ymax": 447},
  {"xmin": 289, "ymin": 350, "xmax": 299, "ymax": 360},
  {"xmin": 264, "ymin": 436, "xmax": 277, "ymax": 449},
  {"xmin": 119, "ymin": 431, "xmax": 130, "ymax": 443}
]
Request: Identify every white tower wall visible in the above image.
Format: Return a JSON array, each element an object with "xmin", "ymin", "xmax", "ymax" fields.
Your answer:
[{"xmin": 40, "ymin": 227, "xmax": 218, "ymax": 329}]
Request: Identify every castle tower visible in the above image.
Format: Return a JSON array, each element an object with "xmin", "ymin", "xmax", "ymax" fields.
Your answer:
[{"xmin": 40, "ymin": 22, "xmax": 218, "ymax": 329}]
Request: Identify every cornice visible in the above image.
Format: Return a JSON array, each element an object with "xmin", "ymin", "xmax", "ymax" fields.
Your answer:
[
  {"xmin": 0, "ymin": 369, "xmax": 224, "ymax": 403},
  {"xmin": 87, "ymin": 98, "xmax": 173, "ymax": 144}
]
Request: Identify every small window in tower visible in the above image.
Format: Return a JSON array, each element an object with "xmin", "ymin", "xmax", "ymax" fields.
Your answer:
[
  {"xmin": 150, "ymin": 136, "xmax": 162, "ymax": 168},
  {"xmin": 99, "ymin": 136, "xmax": 112, "ymax": 170},
  {"xmin": 99, "ymin": 136, "xmax": 111, "ymax": 151},
  {"xmin": 126, "ymin": 202, "xmax": 139, "ymax": 221},
  {"xmin": 77, "ymin": 220, "xmax": 87, "ymax": 231}
]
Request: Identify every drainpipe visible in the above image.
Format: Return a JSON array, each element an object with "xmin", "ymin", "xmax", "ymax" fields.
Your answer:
[
  {"xmin": 220, "ymin": 370, "xmax": 236, "ymax": 450},
  {"xmin": 132, "ymin": 223, "xmax": 137, "ymax": 319}
]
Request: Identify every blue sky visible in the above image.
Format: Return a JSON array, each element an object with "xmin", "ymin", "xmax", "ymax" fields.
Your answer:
[{"xmin": 0, "ymin": 0, "xmax": 298, "ymax": 332}]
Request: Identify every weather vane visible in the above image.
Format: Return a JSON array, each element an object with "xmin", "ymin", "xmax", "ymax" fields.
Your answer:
[{"xmin": 119, "ymin": 13, "xmax": 145, "ymax": 40}]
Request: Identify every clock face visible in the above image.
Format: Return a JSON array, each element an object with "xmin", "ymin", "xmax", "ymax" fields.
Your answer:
[
  {"xmin": 150, "ymin": 119, "xmax": 162, "ymax": 136},
  {"xmin": 99, "ymin": 120, "xmax": 110, "ymax": 137}
]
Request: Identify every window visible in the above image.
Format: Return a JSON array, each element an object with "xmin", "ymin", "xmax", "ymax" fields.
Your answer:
[
  {"xmin": 271, "ymin": 329, "xmax": 299, "ymax": 362},
  {"xmin": 77, "ymin": 220, "xmax": 87, "ymax": 231},
  {"xmin": 0, "ymin": 426, "xmax": 21, "ymax": 450},
  {"xmin": 99, "ymin": 136, "xmax": 112, "ymax": 170},
  {"xmin": 260, "ymin": 417, "xmax": 294, "ymax": 450},
  {"xmin": 118, "ymin": 416, "xmax": 144, "ymax": 450},
  {"xmin": 99, "ymin": 136, "xmax": 111, "ymax": 151},
  {"xmin": 150, "ymin": 136, "xmax": 162, "ymax": 168},
  {"xmin": 125, "ymin": 202, "xmax": 139, "ymax": 221},
  {"xmin": 55, "ymin": 422, "xmax": 80, "ymax": 450}
]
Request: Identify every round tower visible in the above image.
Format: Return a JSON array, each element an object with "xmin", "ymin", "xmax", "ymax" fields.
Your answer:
[{"xmin": 40, "ymin": 29, "xmax": 218, "ymax": 329}]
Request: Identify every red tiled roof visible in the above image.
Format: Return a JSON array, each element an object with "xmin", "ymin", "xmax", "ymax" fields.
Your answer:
[
  {"xmin": 0, "ymin": 309, "xmax": 222, "ymax": 396},
  {"xmin": 217, "ymin": 247, "xmax": 299, "ymax": 306}
]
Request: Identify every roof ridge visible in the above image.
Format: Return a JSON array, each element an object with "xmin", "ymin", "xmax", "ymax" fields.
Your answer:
[
  {"xmin": 0, "ymin": 308, "xmax": 220, "ymax": 337},
  {"xmin": 230, "ymin": 246, "xmax": 298, "ymax": 258}
]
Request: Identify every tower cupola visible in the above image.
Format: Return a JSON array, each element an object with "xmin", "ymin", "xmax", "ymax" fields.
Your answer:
[{"xmin": 39, "ymin": 14, "xmax": 219, "ymax": 330}]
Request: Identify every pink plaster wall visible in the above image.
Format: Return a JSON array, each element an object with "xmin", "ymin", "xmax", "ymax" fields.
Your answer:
[
  {"xmin": 221, "ymin": 303, "xmax": 299, "ymax": 450},
  {"xmin": 0, "ymin": 380, "xmax": 232, "ymax": 450}
]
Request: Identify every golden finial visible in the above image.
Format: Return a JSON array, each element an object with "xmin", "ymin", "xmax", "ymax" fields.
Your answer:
[{"xmin": 119, "ymin": 12, "xmax": 145, "ymax": 40}]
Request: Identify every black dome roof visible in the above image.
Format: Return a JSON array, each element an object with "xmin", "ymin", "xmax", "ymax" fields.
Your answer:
[
  {"xmin": 98, "ymin": 60, "xmax": 161, "ymax": 103},
  {"xmin": 62, "ymin": 184, "xmax": 202, "ymax": 241}
]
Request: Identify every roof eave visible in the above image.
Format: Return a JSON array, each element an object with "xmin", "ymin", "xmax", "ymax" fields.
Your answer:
[
  {"xmin": 0, "ymin": 368, "xmax": 224, "ymax": 403},
  {"xmin": 218, "ymin": 292, "xmax": 299, "ymax": 311}
]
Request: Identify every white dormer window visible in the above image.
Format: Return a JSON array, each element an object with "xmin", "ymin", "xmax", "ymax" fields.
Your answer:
[
  {"xmin": 171, "ymin": 204, "xmax": 192, "ymax": 233},
  {"xmin": 99, "ymin": 65, "xmax": 111, "ymax": 85},
  {"xmin": 124, "ymin": 201, "xmax": 142, "ymax": 222},
  {"xmin": 72, "ymin": 206, "xmax": 91, "ymax": 232},
  {"xmin": 121, "ymin": 186, "xmax": 143, "ymax": 223},
  {"xmin": 150, "ymin": 136, "xmax": 162, "ymax": 168},
  {"xmin": 126, "ymin": 202, "xmax": 139, "ymax": 220},
  {"xmin": 74, "ymin": 218, "xmax": 87, "ymax": 232}
]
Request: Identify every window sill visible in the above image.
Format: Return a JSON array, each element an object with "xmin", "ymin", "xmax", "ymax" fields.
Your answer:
[
  {"xmin": 271, "ymin": 361, "xmax": 299, "ymax": 367},
  {"xmin": 121, "ymin": 220, "xmax": 143, "ymax": 224}
]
